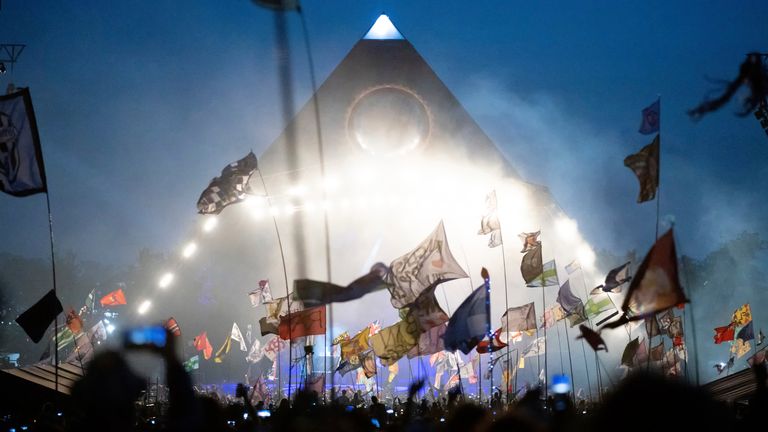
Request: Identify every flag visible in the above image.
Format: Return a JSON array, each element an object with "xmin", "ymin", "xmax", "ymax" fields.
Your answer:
[
  {"xmin": 444, "ymin": 284, "xmax": 489, "ymax": 354},
  {"xmin": 305, "ymin": 373, "xmax": 325, "ymax": 395},
  {"xmin": 246, "ymin": 339, "xmax": 262, "ymax": 363},
  {"xmin": 278, "ymin": 306, "xmax": 326, "ymax": 340},
  {"xmin": 197, "ymin": 151, "xmax": 258, "ymax": 214},
  {"xmin": 645, "ymin": 316, "xmax": 661, "ymax": 338},
  {"xmin": 360, "ymin": 350, "xmax": 377, "ymax": 378},
  {"xmin": 164, "ymin": 317, "xmax": 181, "ymax": 337},
  {"xmin": 295, "ymin": 263, "xmax": 390, "ymax": 307},
  {"xmin": 501, "ymin": 302, "xmax": 537, "ymax": 334},
  {"xmin": 476, "ymin": 328, "xmax": 508, "ymax": 354},
  {"xmin": 566, "ymin": 304, "xmax": 588, "ymax": 327},
  {"xmin": 231, "ymin": 323, "xmax": 247, "ymax": 351},
  {"xmin": 262, "ymin": 336, "xmax": 286, "ymax": 362},
  {"xmin": 520, "ymin": 243, "xmax": 543, "ymax": 285},
  {"xmin": 714, "ymin": 325, "xmax": 735, "ymax": 344},
  {"xmin": 56, "ymin": 326, "xmax": 75, "ymax": 350},
  {"xmin": 193, "ymin": 331, "xmax": 213, "ymax": 360},
  {"xmin": 336, "ymin": 358, "xmax": 361, "ymax": 376},
  {"xmin": 541, "ymin": 304, "xmax": 566, "ymax": 329},
  {"xmin": 519, "ymin": 231, "xmax": 541, "ymax": 253},
  {"xmin": 87, "ymin": 320, "xmax": 108, "ymax": 345},
  {"xmin": 15, "ymin": 289, "xmax": 63, "ymax": 343},
  {"xmin": 731, "ymin": 339, "xmax": 751, "ymax": 359},
  {"xmin": 66, "ymin": 309, "xmax": 83, "ymax": 334},
  {"xmin": 407, "ymin": 323, "xmax": 446, "ymax": 358},
  {"xmin": 565, "ymin": 260, "xmax": 581, "ymax": 275},
  {"xmin": 638, "ymin": 99, "xmax": 660, "ymax": 135},
  {"xmin": 585, "ymin": 294, "xmax": 613, "ymax": 318},
  {"xmin": 340, "ymin": 327, "xmax": 371, "ymax": 361},
  {"xmin": 84, "ymin": 289, "xmax": 96, "ymax": 313},
  {"xmin": 736, "ymin": 321, "xmax": 755, "ymax": 342},
  {"xmin": 99, "ymin": 288, "xmax": 127, "ymax": 307},
  {"xmin": 387, "ymin": 362, "xmax": 399, "ymax": 383},
  {"xmin": 478, "ymin": 190, "xmax": 502, "ymax": 247},
  {"xmin": 556, "ymin": 280, "xmax": 583, "ymax": 314},
  {"xmin": 387, "ymin": 221, "xmax": 468, "ymax": 308},
  {"xmin": 405, "ymin": 281, "xmax": 449, "ymax": 332},
  {"xmin": 214, "ymin": 337, "xmax": 232, "ymax": 363},
  {"xmin": 522, "ymin": 337, "xmax": 546, "ymax": 357},
  {"xmin": 369, "ymin": 316, "xmax": 420, "ymax": 365},
  {"xmin": 332, "ymin": 331, "xmax": 350, "ymax": 345},
  {"xmin": 249, "ymin": 279, "xmax": 273, "ymax": 307},
  {"xmin": 578, "ymin": 325, "xmax": 607, "ymax": 352},
  {"xmin": 621, "ymin": 229, "xmax": 686, "ymax": 319},
  {"xmin": 624, "ymin": 134, "xmax": 660, "ymax": 203},
  {"xmin": 369, "ymin": 320, "xmax": 382, "ymax": 336},
  {"xmin": 259, "ymin": 317, "xmax": 279, "ymax": 336},
  {"xmin": 183, "ymin": 355, "xmax": 200, "ymax": 372},
  {"xmin": 0, "ymin": 88, "xmax": 47, "ymax": 196},
  {"xmin": 526, "ymin": 260, "xmax": 559, "ymax": 288},
  {"xmin": 667, "ymin": 316, "xmax": 683, "ymax": 339},
  {"xmin": 621, "ymin": 338, "xmax": 640, "ymax": 367},
  {"xmin": 594, "ymin": 262, "xmax": 632, "ymax": 293},
  {"xmin": 657, "ymin": 309, "xmax": 674, "ymax": 331},
  {"xmin": 732, "ymin": 304, "xmax": 752, "ymax": 327}
]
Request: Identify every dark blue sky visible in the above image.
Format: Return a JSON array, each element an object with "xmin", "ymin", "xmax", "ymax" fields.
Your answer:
[{"xmin": 1, "ymin": 0, "xmax": 766, "ymax": 266}]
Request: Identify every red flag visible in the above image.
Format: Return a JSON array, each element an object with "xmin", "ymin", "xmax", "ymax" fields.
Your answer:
[
  {"xmin": 164, "ymin": 317, "xmax": 181, "ymax": 337},
  {"xmin": 713, "ymin": 325, "xmax": 735, "ymax": 344},
  {"xmin": 66, "ymin": 309, "xmax": 83, "ymax": 334},
  {"xmin": 194, "ymin": 331, "xmax": 213, "ymax": 359},
  {"xmin": 278, "ymin": 306, "xmax": 326, "ymax": 340},
  {"xmin": 99, "ymin": 288, "xmax": 127, "ymax": 307},
  {"xmin": 476, "ymin": 328, "xmax": 507, "ymax": 354}
]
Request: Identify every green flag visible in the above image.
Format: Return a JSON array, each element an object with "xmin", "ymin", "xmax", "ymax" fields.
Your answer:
[
  {"xmin": 585, "ymin": 294, "xmax": 613, "ymax": 318},
  {"xmin": 526, "ymin": 260, "xmax": 559, "ymax": 288},
  {"xmin": 184, "ymin": 355, "xmax": 200, "ymax": 371},
  {"xmin": 56, "ymin": 326, "xmax": 75, "ymax": 351}
]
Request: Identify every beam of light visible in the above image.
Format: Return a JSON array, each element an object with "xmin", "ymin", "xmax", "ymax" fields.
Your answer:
[
  {"xmin": 577, "ymin": 244, "xmax": 596, "ymax": 271},
  {"xmin": 363, "ymin": 14, "xmax": 404, "ymax": 40},
  {"xmin": 244, "ymin": 195, "xmax": 266, "ymax": 208},
  {"xmin": 555, "ymin": 217, "xmax": 579, "ymax": 243},
  {"xmin": 202, "ymin": 217, "xmax": 218, "ymax": 232},
  {"xmin": 158, "ymin": 272, "xmax": 175, "ymax": 289},
  {"xmin": 137, "ymin": 300, "xmax": 152, "ymax": 315},
  {"xmin": 182, "ymin": 242, "xmax": 197, "ymax": 259}
]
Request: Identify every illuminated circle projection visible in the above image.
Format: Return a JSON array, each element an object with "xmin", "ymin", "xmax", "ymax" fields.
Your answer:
[{"xmin": 347, "ymin": 85, "xmax": 431, "ymax": 156}]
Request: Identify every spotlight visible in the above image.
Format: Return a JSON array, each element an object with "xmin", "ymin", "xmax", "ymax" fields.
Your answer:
[
  {"xmin": 106, "ymin": 324, "xmax": 116, "ymax": 334},
  {"xmin": 202, "ymin": 217, "xmax": 218, "ymax": 232},
  {"xmin": 287, "ymin": 185, "xmax": 307, "ymax": 196},
  {"xmin": 137, "ymin": 300, "xmax": 151, "ymax": 315},
  {"xmin": 158, "ymin": 272, "xmax": 175, "ymax": 289},
  {"xmin": 0, "ymin": 63, "xmax": 6, "ymax": 74},
  {"xmin": 182, "ymin": 242, "xmax": 197, "ymax": 259}
]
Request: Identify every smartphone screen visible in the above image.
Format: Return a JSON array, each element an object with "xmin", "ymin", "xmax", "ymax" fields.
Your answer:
[{"xmin": 123, "ymin": 325, "xmax": 167, "ymax": 348}]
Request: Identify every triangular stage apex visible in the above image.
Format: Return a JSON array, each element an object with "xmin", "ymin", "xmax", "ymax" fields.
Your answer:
[{"xmin": 363, "ymin": 14, "xmax": 404, "ymax": 40}]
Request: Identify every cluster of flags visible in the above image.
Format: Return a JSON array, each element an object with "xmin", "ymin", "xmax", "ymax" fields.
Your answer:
[{"xmin": 713, "ymin": 303, "xmax": 764, "ymax": 373}]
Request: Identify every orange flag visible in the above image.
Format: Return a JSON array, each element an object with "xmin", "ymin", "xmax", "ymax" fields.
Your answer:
[
  {"xmin": 99, "ymin": 288, "xmax": 127, "ymax": 307},
  {"xmin": 278, "ymin": 306, "xmax": 326, "ymax": 340},
  {"xmin": 194, "ymin": 331, "xmax": 213, "ymax": 360}
]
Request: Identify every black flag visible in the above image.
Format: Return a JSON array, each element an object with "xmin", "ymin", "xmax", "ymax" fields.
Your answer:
[
  {"xmin": 15, "ymin": 289, "xmax": 63, "ymax": 343},
  {"xmin": 197, "ymin": 152, "xmax": 258, "ymax": 214},
  {"xmin": 520, "ymin": 243, "xmax": 543, "ymax": 284},
  {"xmin": 0, "ymin": 88, "xmax": 47, "ymax": 197}
]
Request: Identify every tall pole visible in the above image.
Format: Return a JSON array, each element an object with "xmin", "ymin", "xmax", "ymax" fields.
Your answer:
[
  {"xmin": 482, "ymin": 268, "xmax": 492, "ymax": 406},
  {"xmin": 562, "ymin": 320, "xmax": 576, "ymax": 401},
  {"xmin": 578, "ymin": 269, "xmax": 602, "ymax": 402},
  {"xmin": 494, "ymin": 189, "xmax": 513, "ymax": 405},
  {"xmin": 44, "ymin": 193, "xmax": 59, "ymax": 395},
  {"xmin": 541, "ymin": 286, "xmax": 548, "ymax": 400}
]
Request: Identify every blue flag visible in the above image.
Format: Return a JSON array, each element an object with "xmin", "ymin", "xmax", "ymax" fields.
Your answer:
[
  {"xmin": 638, "ymin": 99, "xmax": 660, "ymax": 135},
  {"xmin": 443, "ymin": 284, "xmax": 489, "ymax": 354},
  {"xmin": 0, "ymin": 88, "xmax": 47, "ymax": 196},
  {"xmin": 737, "ymin": 321, "xmax": 754, "ymax": 342},
  {"xmin": 556, "ymin": 280, "xmax": 583, "ymax": 315}
]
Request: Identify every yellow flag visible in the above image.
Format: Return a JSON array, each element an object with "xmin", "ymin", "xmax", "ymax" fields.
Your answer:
[
  {"xmin": 340, "ymin": 328, "xmax": 370, "ymax": 360},
  {"xmin": 731, "ymin": 339, "xmax": 751, "ymax": 359},
  {"xmin": 370, "ymin": 317, "xmax": 419, "ymax": 366},
  {"xmin": 387, "ymin": 362, "xmax": 399, "ymax": 383},
  {"xmin": 214, "ymin": 337, "xmax": 231, "ymax": 363},
  {"xmin": 732, "ymin": 304, "xmax": 752, "ymax": 327}
]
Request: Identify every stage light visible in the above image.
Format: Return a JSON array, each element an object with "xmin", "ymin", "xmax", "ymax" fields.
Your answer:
[
  {"xmin": 106, "ymin": 324, "xmax": 116, "ymax": 334},
  {"xmin": 137, "ymin": 300, "xmax": 151, "ymax": 315},
  {"xmin": 158, "ymin": 272, "xmax": 174, "ymax": 289},
  {"xmin": 182, "ymin": 242, "xmax": 197, "ymax": 259},
  {"xmin": 202, "ymin": 217, "xmax": 218, "ymax": 232},
  {"xmin": 245, "ymin": 195, "xmax": 266, "ymax": 208}
]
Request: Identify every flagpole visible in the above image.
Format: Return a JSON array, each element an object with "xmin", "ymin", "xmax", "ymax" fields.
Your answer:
[
  {"xmin": 562, "ymin": 320, "xmax": 576, "ymax": 402},
  {"xmin": 494, "ymin": 189, "xmax": 513, "ymax": 406},
  {"xmin": 541, "ymin": 285, "xmax": 548, "ymax": 401},
  {"xmin": 482, "ymin": 268, "xmax": 493, "ymax": 407},
  {"xmin": 256, "ymin": 169, "xmax": 291, "ymax": 399},
  {"xmin": 578, "ymin": 269, "xmax": 602, "ymax": 402},
  {"xmin": 44, "ymin": 192, "xmax": 60, "ymax": 396}
]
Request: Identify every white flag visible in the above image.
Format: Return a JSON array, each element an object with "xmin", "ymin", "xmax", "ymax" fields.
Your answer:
[{"xmin": 231, "ymin": 323, "xmax": 247, "ymax": 352}]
